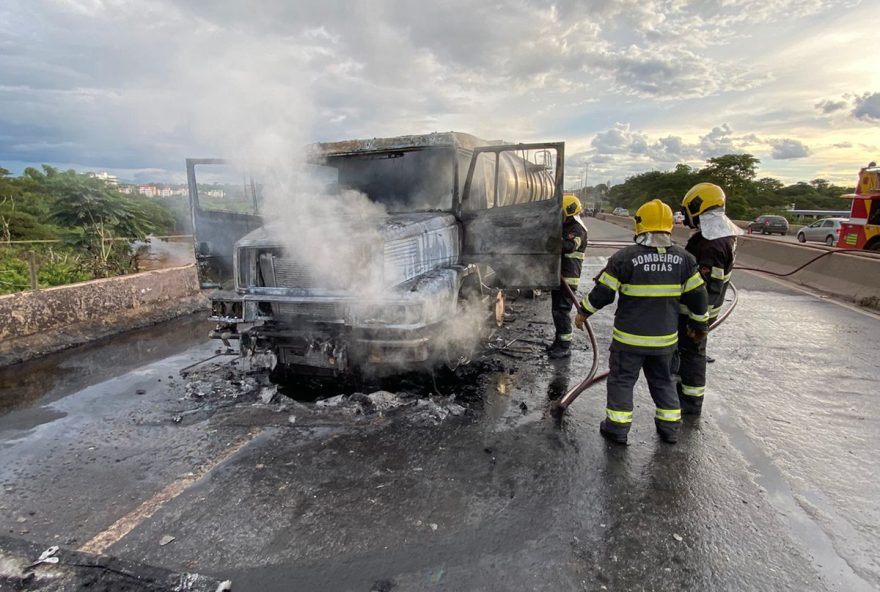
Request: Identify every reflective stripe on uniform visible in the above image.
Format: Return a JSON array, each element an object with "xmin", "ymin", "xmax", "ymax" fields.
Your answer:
[
  {"xmin": 708, "ymin": 304, "xmax": 722, "ymax": 319},
  {"xmin": 558, "ymin": 333, "xmax": 573, "ymax": 342},
  {"xmin": 572, "ymin": 236, "xmax": 582, "ymax": 250},
  {"xmin": 620, "ymin": 283, "xmax": 682, "ymax": 297},
  {"xmin": 612, "ymin": 327, "xmax": 678, "ymax": 348},
  {"xmin": 679, "ymin": 303, "xmax": 709, "ymax": 322},
  {"xmin": 564, "ymin": 277, "xmax": 581, "ymax": 286},
  {"xmin": 564, "ymin": 251, "xmax": 585, "ymax": 260},
  {"xmin": 711, "ymin": 266, "xmax": 733, "ymax": 282},
  {"xmin": 682, "ymin": 271, "xmax": 705, "ymax": 293},
  {"xmin": 690, "ymin": 310, "xmax": 709, "ymax": 323},
  {"xmin": 680, "ymin": 384, "xmax": 705, "ymax": 397},
  {"xmin": 580, "ymin": 298, "xmax": 598, "ymax": 314},
  {"xmin": 606, "ymin": 408, "xmax": 633, "ymax": 424},
  {"xmin": 655, "ymin": 408, "xmax": 682, "ymax": 422},
  {"xmin": 598, "ymin": 272, "xmax": 620, "ymax": 291}
]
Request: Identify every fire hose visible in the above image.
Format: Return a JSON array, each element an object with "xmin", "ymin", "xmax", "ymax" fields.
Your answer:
[
  {"xmin": 553, "ymin": 236, "xmax": 865, "ymax": 412},
  {"xmin": 555, "ymin": 277, "xmax": 739, "ymax": 412}
]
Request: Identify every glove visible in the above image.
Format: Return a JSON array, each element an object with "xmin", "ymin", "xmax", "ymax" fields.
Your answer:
[
  {"xmin": 686, "ymin": 326, "xmax": 708, "ymax": 343},
  {"xmin": 575, "ymin": 311, "xmax": 591, "ymax": 331}
]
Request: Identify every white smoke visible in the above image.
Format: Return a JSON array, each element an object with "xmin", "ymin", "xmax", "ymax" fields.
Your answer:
[
  {"xmin": 139, "ymin": 24, "xmax": 507, "ymax": 370},
  {"xmin": 172, "ymin": 31, "xmax": 389, "ymax": 295}
]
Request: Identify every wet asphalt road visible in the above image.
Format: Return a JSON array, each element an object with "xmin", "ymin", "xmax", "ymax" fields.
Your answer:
[{"xmin": 1, "ymin": 218, "xmax": 879, "ymax": 592}]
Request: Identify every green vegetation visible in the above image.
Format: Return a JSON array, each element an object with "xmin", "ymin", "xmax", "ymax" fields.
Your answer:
[
  {"xmin": 583, "ymin": 154, "xmax": 853, "ymax": 221},
  {"xmin": 0, "ymin": 165, "xmax": 177, "ymax": 294}
]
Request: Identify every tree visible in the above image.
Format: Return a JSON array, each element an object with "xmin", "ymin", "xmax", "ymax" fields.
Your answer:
[
  {"xmin": 755, "ymin": 177, "xmax": 783, "ymax": 194},
  {"xmin": 701, "ymin": 154, "xmax": 760, "ymax": 198}
]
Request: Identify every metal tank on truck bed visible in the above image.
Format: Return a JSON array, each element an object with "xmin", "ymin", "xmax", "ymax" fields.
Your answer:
[{"xmin": 187, "ymin": 132, "xmax": 564, "ymax": 376}]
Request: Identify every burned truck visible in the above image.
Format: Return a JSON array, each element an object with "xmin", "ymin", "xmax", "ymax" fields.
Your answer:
[{"xmin": 188, "ymin": 132, "xmax": 564, "ymax": 376}]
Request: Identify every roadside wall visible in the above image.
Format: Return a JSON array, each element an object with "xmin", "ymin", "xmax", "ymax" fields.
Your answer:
[
  {"xmin": 598, "ymin": 214, "xmax": 880, "ymax": 309},
  {"xmin": 0, "ymin": 265, "xmax": 207, "ymax": 366}
]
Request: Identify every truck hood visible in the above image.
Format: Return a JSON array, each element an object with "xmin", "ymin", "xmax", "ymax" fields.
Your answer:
[{"xmin": 236, "ymin": 212, "xmax": 461, "ymax": 292}]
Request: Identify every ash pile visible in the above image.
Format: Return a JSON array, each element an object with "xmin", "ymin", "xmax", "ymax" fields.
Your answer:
[{"xmin": 178, "ymin": 360, "xmax": 469, "ymax": 426}]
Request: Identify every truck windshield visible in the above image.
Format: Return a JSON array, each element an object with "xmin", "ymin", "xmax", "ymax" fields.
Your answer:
[
  {"xmin": 192, "ymin": 163, "xmax": 262, "ymax": 215},
  {"xmin": 868, "ymin": 200, "xmax": 880, "ymax": 226},
  {"xmin": 326, "ymin": 148, "xmax": 454, "ymax": 212}
]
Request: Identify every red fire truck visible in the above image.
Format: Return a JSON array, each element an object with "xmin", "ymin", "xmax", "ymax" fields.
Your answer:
[{"xmin": 838, "ymin": 164, "xmax": 880, "ymax": 251}]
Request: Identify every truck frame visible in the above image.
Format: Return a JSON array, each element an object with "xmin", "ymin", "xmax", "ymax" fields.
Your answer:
[{"xmin": 187, "ymin": 132, "xmax": 565, "ymax": 377}]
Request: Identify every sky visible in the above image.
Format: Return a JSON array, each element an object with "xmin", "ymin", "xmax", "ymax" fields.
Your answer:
[{"xmin": 0, "ymin": 0, "xmax": 878, "ymax": 188}]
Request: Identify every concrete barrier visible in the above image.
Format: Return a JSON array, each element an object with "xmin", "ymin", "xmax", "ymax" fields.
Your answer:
[
  {"xmin": 0, "ymin": 264, "xmax": 207, "ymax": 366},
  {"xmin": 735, "ymin": 238, "xmax": 880, "ymax": 308},
  {"xmin": 597, "ymin": 214, "xmax": 880, "ymax": 309}
]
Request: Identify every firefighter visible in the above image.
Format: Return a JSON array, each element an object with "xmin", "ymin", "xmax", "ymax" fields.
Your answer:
[
  {"xmin": 574, "ymin": 199, "xmax": 708, "ymax": 444},
  {"xmin": 547, "ymin": 194, "xmax": 589, "ymax": 359},
  {"xmin": 678, "ymin": 183, "xmax": 741, "ymax": 414}
]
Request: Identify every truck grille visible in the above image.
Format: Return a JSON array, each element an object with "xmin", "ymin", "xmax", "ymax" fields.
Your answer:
[{"xmin": 272, "ymin": 302, "xmax": 346, "ymax": 321}]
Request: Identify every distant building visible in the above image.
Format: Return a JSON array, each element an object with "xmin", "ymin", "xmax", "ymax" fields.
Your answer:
[
  {"xmin": 88, "ymin": 171, "xmax": 118, "ymax": 186},
  {"xmin": 138, "ymin": 185, "xmax": 159, "ymax": 197}
]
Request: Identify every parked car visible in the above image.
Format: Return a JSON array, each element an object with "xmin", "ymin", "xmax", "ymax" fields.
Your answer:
[
  {"xmin": 612, "ymin": 207, "xmax": 630, "ymax": 217},
  {"xmin": 673, "ymin": 211, "xmax": 685, "ymax": 225},
  {"xmin": 796, "ymin": 217, "xmax": 846, "ymax": 246},
  {"xmin": 748, "ymin": 214, "xmax": 789, "ymax": 235}
]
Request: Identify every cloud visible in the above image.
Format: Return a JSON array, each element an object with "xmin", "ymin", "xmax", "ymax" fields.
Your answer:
[
  {"xmin": 650, "ymin": 136, "xmax": 697, "ymax": 162},
  {"xmin": 698, "ymin": 125, "xmax": 740, "ymax": 158},
  {"xmin": 814, "ymin": 92, "xmax": 880, "ymax": 123},
  {"xmin": 590, "ymin": 124, "xmax": 648, "ymax": 155},
  {"xmin": 768, "ymin": 138, "xmax": 811, "ymax": 159},
  {"xmin": 815, "ymin": 99, "xmax": 848, "ymax": 114},
  {"xmin": 852, "ymin": 92, "xmax": 880, "ymax": 122},
  {"xmin": 569, "ymin": 122, "xmax": 817, "ymax": 185},
  {"xmin": 0, "ymin": 0, "xmax": 872, "ymax": 186},
  {"xmin": 591, "ymin": 46, "xmax": 771, "ymax": 99}
]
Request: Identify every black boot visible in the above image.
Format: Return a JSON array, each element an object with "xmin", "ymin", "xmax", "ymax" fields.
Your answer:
[
  {"xmin": 547, "ymin": 342, "xmax": 571, "ymax": 359},
  {"xmin": 599, "ymin": 419, "xmax": 628, "ymax": 444},
  {"xmin": 656, "ymin": 424, "xmax": 679, "ymax": 443}
]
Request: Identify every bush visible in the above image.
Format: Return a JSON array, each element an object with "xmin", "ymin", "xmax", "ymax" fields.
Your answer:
[{"xmin": 0, "ymin": 245, "xmax": 92, "ymax": 295}]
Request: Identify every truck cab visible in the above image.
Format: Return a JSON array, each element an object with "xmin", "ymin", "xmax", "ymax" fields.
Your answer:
[
  {"xmin": 839, "ymin": 165, "xmax": 880, "ymax": 251},
  {"xmin": 187, "ymin": 132, "xmax": 564, "ymax": 376}
]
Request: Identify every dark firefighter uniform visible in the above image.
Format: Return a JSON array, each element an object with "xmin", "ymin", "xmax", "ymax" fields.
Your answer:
[
  {"xmin": 678, "ymin": 183, "xmax": 738, "ymax": 415},
  {"xmin": 548, "ymin": 195, "xmax": 588, "ymax": 358},
  {"xmin": 577, "ymin": 200, "xmax": 708, "ymax": 443},
  {"xmin": 677, "ymin": 233, "xmax": 735, "ymax": 412}
]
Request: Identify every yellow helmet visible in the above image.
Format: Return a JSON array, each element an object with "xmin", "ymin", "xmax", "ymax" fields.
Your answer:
[
  {"xmin": 562, "ymin": 194, "xmax": 582, "ymax": 217},
  {"xmin": 681, "ymin": 183, "xmax": 725, "ymax": 227},
  {"xmin": 634, "ymin": 199, "xmax": 674, "ymax": 235}
]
